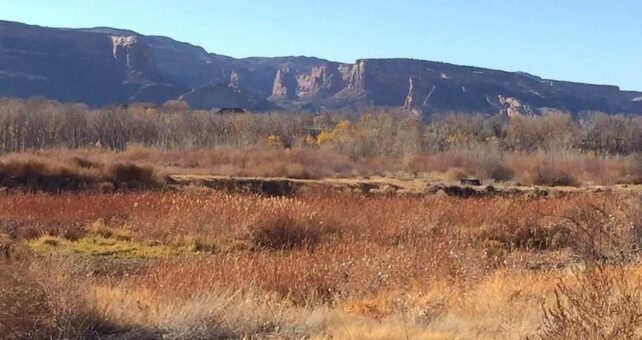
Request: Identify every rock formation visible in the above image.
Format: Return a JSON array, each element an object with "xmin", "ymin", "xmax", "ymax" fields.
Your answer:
[
  {"xmin": 1, "ymin": 20, "xmax": 641, "ymax": 116},
  {"xmin": 498, "ymin": 95, "xmax": 530, "ymax": 118},
  {"xmin": 403, "ymin": 77, "xmax": 436, "ymax": 111},
  {"xmin": 111, "ymin": 35, "xmax": 163, "ymax": 84},
  {"xmin": 179, "ymin": 83, "xmax": 281, "ymax": 111},
  {"xmin": 271, "ymin": 67, "xmax": 299, "ymax": 101}
]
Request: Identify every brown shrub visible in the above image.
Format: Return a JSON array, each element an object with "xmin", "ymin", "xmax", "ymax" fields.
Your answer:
[
  {"xmin": 249, "ymin": 213, "xmax": 321, "ymax": 250},
  {"xmin": 0, "ymin": 234, "xmax": 12, "ymax": 260},
  {"xmin": 540, "ymin": 264, "xmax": 642, "ymax": 339},
  {"xmin": 558, "ymin": 201, "xmax": 636, "ymax": 261},
  {"xmin": 471, "ymin": 194, "xmax": 636, "ymax": 258},
  {"xmin": 524, "ymin": 164, "xmax": 579, "ymax": 187},
  {"xmin": 61, "ymin": 225, "xmax": 87, "ymax": 241},
  {"xmin": 70, "ymin": 156, "xmax": 103, "ymax": 169},
  {"xmin": 107, "ymin": 163, "xmax": 160, "ymax": 187},
  {"xmin": 480, "ymin": 222, "xmax": 555, "ymax": 252},
  {"xmin": 0, "ymin": 262, "xmax": 53, "ymax": 339},
  {"xmin": 0, "ymin": 154, "xmax": 164, "ymax": 191},
  {"xmin": 0, "ymin": 157, "xmax": 97, "ymax": 191},
  {"xmin": 485, "ymin": 162, "xmax": 514, "ymax": 182},
  {"xmin": 629, "ymin": 154, "xmax": 642, "ymax": 184},
  {"xmin": 0, "ymin": 258, "xmax": 124, "ymax": 339}
]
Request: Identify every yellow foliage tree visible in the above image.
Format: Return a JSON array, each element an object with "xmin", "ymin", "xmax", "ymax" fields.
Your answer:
[
  {"xmin": 266, "ymin": 134, "xmax": 281, "ymax": 146},
  {"xmin": 316, "ymin": 120, "xmax": 351, "ymax": 146}
]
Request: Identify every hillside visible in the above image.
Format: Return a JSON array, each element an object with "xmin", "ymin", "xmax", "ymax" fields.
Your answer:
[{"xmin": 1, "ymin": 20, "xmax": 641, "ymax": 115}]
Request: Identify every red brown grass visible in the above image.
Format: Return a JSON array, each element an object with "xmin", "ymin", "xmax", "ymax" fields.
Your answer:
[
  {"xmin": 3, "ymin": 147, "xmax": 640, "ymax": 185},
  {"xmin": 0, "ymin": 189, "xmax": 634, "ymax": 289},
  {"xmin": 0, "ymin": 154, "xmax": 162, "ymax": 191},
  {"xmin": 0, "ymin": 187, "xmax": 639, "ymax": 338}
]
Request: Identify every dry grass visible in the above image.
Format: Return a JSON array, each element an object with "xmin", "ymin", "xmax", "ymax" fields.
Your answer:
[
  {"xmin": 248, "ymin": 212, "xmax": 325, "ymax": 250},
  {"xmin": 3, "ymin": 100, "xmax": 642, "ymax": 338},
  {"xmin": 0, "ymin": 154, "xmax": 162, "ymax": 191},
  {"xmin": 540, "ymin": 264, "xmax": 642, "ymax": 339},
  {"xmin": 0, "ymin": 186, "xmax": 640, "ymax": 338},
  {"xmin": 4, "ymin": 147, "xmax": 641, "ymax": 186},
  {"xmin": 0, "ymin": 257, "xmax": 119, "ymax": 339}
]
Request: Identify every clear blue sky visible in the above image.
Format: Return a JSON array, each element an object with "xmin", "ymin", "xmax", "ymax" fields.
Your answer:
[{"xmin": 3, "ymin": 0, "xmax": 641, "ymax": 90}]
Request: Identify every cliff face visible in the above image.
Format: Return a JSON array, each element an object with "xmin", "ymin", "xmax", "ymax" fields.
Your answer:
[
  {"xmin": 270, "ymin": 63, "xmax": 346, "ymax": 102},
  {"xmin": 0, "ymin": 21, "xmax": 125, "ymax": 106},
  {"xmin": 328, "ymin": 59, "xmax": 641, "ymax": 115},
  {"xmin": 270, "ymin": 67, "xmax": 299, "ymax": 101},
  {"xmin": 111, "ymin": 35, "xmax": 164, "ymax": 84},
  {"xmin": 1, "ymin": 20, "xmax": 641, "ymax": 115},
  {"xmin": 0, "ymin": 21, "xmax": 183, "ymax": 106},
  {"xmin": 403, "ymin": 76, "xmax": 436, "ymax": 111}
]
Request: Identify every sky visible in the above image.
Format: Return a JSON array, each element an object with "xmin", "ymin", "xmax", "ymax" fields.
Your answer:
[{"xmin": 3, "ymin": 0, "xmax": 641, "ymax": 90}]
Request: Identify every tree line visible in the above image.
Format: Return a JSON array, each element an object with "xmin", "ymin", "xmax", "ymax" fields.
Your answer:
[{"xmin": 1, "ymin": 97, "xmax": 642, "ymax": 158}]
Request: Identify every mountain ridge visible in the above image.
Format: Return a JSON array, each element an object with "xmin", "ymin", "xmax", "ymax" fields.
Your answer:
[{"xmin": 0, "ymin": 19, "xmax": 640, "ymax": 116}]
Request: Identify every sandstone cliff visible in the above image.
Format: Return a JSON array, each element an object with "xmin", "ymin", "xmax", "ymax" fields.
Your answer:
[{"xmin": 1, "ymin": 20, "xmax": 641, "ymax": 116}]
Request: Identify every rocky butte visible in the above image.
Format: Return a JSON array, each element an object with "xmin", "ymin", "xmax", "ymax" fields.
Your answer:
[{"xmin": 1, "ymin": 20, "xmax": 641, "ymax": 117}]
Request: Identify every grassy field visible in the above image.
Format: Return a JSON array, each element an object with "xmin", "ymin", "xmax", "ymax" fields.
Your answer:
[
  {"xmin": 1, "ymin": 100, "xmax": 642, "ymax": 338},
  {"xmin": 1, "ymin": 181, "xmax": 642, "ymax": 339}
]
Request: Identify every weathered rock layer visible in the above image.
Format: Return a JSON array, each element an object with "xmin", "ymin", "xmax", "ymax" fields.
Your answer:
[{"xmin": 1, "ymin": 20, "xmax": 641, "ymax": 115}]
